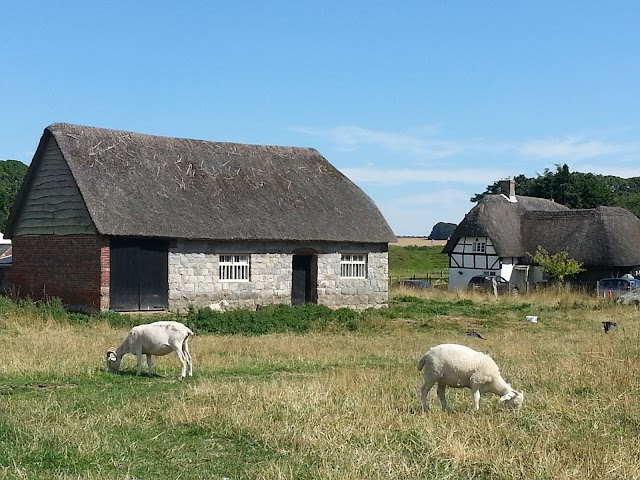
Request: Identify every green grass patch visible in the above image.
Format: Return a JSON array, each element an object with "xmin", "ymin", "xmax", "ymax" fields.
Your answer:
[{"xmin": 388, "ymin": 245, "xmax": 449, "ymax": 277}]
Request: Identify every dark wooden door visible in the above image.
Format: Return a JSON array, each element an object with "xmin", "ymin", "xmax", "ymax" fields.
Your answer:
[
  {"xmin": 110, "ymin": 238, "xmax": 168, "ymax": 311},
  {"xmin": 291, "ymin": 255, "xmax": 317, "ymax": 305}
]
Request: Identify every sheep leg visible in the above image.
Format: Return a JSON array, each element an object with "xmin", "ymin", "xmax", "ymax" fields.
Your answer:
[
  {"xmin": 436, "ymin": 383, "xmax": 448, "ymax": 411},
  {"xmin": 174, "ymin": 349, "xmax": 188, "ymax": 380},
  {"xmin": 420, "ymin": 379, "xmax": 436, "ymax": 412},
  {"xmin": 135, "ymin": 351, "xmax": 143, "ymax": 376},
  {"xmin": 146, "ymin": 354, "xmax": 154, "ymax": 376},
  {"xmin": 470, "ymin": 387, "xmax": 481, "ymax": 410},
  {"xmin": 183, "ymin": 339, "xmax": 193, "ymax": 377}
]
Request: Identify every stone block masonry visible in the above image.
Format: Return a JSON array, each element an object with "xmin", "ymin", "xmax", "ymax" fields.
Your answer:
[{"xmin": 168, "ymin": 240, "xmax": 389, "ymax": 311}]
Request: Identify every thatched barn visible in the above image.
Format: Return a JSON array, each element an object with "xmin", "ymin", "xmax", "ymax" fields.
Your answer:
[
  {"xmin": 4, "ymin": 123, "xmax": 396, "ymax": 311},
  {"xmin": 444, "ymin": 178, "xmax": 640, "ymax": 290}
]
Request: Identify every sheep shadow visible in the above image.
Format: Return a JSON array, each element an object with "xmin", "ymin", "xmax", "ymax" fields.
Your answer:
[{"xmin": 106, "ymin": 369, "xmax": 166, "ymax": 379}]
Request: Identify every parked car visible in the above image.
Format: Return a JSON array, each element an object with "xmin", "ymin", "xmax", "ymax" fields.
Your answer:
[
  {"xmin": 468, "ymin": 275, "xmax": 518, "ymax": 294},
  {"xmin": 392, "ymin": 279, "xmax": 433, "ymax": 290},
  {"xmin": 596, "ymin": 277, "xmax": 640, "ymax": 297}
]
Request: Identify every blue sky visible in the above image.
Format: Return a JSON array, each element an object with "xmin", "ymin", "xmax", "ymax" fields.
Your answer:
[{"xmin": 2, "ymin": 2, "xmax": 639, "ymax": 236}]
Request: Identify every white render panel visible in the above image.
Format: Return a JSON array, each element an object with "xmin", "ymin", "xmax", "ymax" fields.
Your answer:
[{"xmin": 447, "ymin": 236, "xmax": 502, "ymax": 290}]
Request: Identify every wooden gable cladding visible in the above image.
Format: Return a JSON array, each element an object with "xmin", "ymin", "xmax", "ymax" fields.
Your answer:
[{"xmin": 12, "ymin": 136, "xmax": 96, "ymax": 236}]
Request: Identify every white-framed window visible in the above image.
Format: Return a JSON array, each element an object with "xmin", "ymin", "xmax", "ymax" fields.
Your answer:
[
  {"xmin": 472, "ymin": 240, "xmax": 486, "ymax": 253},
  {"xmin": 219, "ymin": 254, "xmax": 250, "ymax": 281},
  {"xmin": 340, "ymin": 254, "xmax": 367, "ymax": 278}
]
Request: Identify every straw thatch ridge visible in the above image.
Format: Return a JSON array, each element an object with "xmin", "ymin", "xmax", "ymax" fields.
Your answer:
[
  {"xmin": 8, "ymin": 123, "xmax": 396, "ymax": 243},
  {"xmin": 443, "ymin": 194, "xmax": 640, "ymax": 268},
  {"xmin": 442, "ymin": 194, "xmax": 569, "ymax": 256},
  {"xmin": 522, "ymin": 206, "xmax": 640, "ymax": 266}
]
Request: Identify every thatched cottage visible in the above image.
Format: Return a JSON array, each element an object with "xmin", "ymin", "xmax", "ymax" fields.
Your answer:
[
  {"xmin": 5, "ymin": 123, "xmax": 396, "ymax": 311},
  {"xmin": 444, "ymin": 178, "xmax": 640, "ymax": 290}
]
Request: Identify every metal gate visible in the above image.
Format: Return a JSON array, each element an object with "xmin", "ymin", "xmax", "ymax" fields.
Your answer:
[
  {"xmin": 110, "ymin": 238, "xmax": 169, "ymax": 311},
  {"xmin": 291, "ymin": 255, "xmax": 317, "ymax": 305}
]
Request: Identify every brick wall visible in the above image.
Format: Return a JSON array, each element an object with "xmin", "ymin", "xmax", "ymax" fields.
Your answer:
[{"xmin": 8, "ymin": 235, "xmax": 107, "ymax": 310}]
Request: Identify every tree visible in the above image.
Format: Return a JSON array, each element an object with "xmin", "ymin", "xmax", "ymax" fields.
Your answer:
[
  {"xmin": 428, "ymin": 222, "xmax": 457, "ymax": 240},
  {"xmin": 471, "ymin": 165, "xmax": 613, "ymax": 208},
  {"xmin": 0, "ymin": 159, "xmax": 28, "ymax": 231},
  {"xmin": 529, "ymin": 246, "xmax": 584, "ymax": 283}
]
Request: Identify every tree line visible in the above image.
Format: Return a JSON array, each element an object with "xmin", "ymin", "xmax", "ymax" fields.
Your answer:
[
  {"xmin": 471, "ymin": 164, "xmax": 640, "ymax": 218},
  {"xmin": 0, "ymin": 160, "xmax": 28, "ymax": 232}
]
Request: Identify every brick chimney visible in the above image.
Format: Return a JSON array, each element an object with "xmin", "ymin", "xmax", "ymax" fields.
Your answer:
[{"xmin": 500, "ymin": 178, "xmax": 516, "ymax": 200}]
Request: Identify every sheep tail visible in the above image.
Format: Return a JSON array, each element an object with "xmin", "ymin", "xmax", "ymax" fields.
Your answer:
[{"xmin": 416, "ymin": 355, "xmax": 427, "ymax": 372}]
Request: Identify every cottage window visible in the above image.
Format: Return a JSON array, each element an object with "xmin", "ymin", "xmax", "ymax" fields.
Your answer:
[
  {"xmin": 472, "ymin": 240, "xmax": 486, "ymax": 253},
  {"xmin": 219, "ymin": 255, "xmax": 250, "ymax": 281},
  {"xmin": 340, "ymin": 254, "xmax": 367, "ymax": 278}
]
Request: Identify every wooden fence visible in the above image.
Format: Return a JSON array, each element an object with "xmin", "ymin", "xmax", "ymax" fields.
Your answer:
[{"xmin": 389, "ymin": 271, "xmax": 449, "ymax": 288}]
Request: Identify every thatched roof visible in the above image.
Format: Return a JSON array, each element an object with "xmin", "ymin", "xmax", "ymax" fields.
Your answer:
[
  {"xmin": 443, "ymin": 194, "xmax": 640, "ymax": 267},
  {"xmin": 522, "ymin": 206, "xmax": 640, "ymax": 266},
  {"xmin": 442, "ymin": 195, "xmax": 569, "ymax": 256},
  {"xmin": 8, "ymin": 123, "xmax": 396, "ymax": 243}
]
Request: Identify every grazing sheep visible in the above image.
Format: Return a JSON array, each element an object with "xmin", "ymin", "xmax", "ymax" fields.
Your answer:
[
  {"xmin": 207, "ymin": 299, "xmax": 229, "ymax": 311},
  {"xmin": 106, "ymin": 321, "xmax": 193, "ymax": 379},
  {"xmin": 416, "ymin": 343, "xmax": 523, "ymax": 412}
]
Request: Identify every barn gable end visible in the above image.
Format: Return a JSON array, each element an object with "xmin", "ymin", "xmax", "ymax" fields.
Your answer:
[{"xmin": 10, "ymin": 135, "xmax": 96, "ymax": 236}]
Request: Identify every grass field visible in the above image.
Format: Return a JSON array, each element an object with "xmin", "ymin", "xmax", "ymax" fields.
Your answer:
[
  {"xmin": 388, "ymin": 245, "xmax": 449, "ymax": 277},
  {"xmin": 1, "ymin": 289, "xmax": 639, "ymax": 479}
]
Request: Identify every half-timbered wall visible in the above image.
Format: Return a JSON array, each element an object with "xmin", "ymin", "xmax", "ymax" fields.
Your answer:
[{"xmin": 447, "ymin": 236, "xmax": 502, "ymax": 290}]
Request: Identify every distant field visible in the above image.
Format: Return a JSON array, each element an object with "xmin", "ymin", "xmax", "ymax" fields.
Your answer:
[{"xmin": 391, "ymin": 236, "xmax": 448, "ymax": 247}]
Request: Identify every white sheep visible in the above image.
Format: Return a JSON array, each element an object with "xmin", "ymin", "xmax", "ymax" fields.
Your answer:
[
  {"xmin": 207, "ymin": 299, "xmax": 229, "ymax": 311},
  {"xmin": 106, "ymin": 321, "xmax": 193, "ymax": 380},
  {"xmin": 416, "ymin": 343, "xmax": 523, "ymax": 412}
]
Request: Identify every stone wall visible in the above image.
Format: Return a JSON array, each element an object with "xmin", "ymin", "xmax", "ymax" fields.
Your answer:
[
  {"xmin": 316, "ymin": 251, "xmax": 389, "ymax": 308},
  {"xmin": 168, "ymin": 240, "xmax": 388, "ymax": 311}
]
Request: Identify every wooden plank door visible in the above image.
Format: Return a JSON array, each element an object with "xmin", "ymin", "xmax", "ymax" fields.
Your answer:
[
  {"xmin": 110, "ymin": 238, "xmax": 168, "ymax": 311},
  {"xmin": 291, "ymin": 255, "xmax": 317, "ymax": 305}
]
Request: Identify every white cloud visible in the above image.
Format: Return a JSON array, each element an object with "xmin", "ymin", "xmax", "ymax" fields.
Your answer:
[
  {"xmin": 291, "ymin": 124, "xmax": 640, "ymax": 234},
  {"xmin": 294, "ymin": 125, "xmax": 640, "ymax": 166},
  {"xmin": 519, "ymin": 136, "xmax": 640, "ymax": 159},
  {"xmin": 395, "ymin": 189, "xmax": 472, "ymax": 206},
  {"xmin": 569, "ymin": 162, "xmax": 640, "ymax": 178},
  {"xmin": 341, "ymin": 166, "xmax": 507, "ymax": 185},
  {"xmin": 292, "ymin": 125, "xmax": 462, "ymax": 158}
]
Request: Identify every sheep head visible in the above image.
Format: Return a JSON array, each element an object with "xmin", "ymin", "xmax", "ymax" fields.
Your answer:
[
  {"xmin": 105, "ymin": 348, "xmax": 122, "ymax": 372},
  {"xmin": 499, "ymin": 390, "xmax": 524, "ymax": 410}
]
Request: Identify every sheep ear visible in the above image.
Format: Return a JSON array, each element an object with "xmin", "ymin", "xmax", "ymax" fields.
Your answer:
[{"xmin": 500, "ymin": 391, "xmax": 517, "ymax": 402}]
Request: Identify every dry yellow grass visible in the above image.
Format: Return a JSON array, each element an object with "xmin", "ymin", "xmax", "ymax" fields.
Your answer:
[
  {"xmin": 391, "ymin": 236, "xmax": 447, "ymax": 247},
  {"xmin": 1, "ymin": 293, "xmax": 640, "ymax": 479}
]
